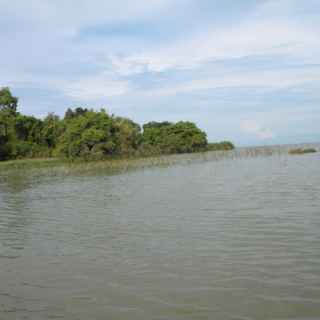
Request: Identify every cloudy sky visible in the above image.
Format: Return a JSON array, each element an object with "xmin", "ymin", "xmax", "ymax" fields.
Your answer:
[{"xmin": 1, "ymin": 0, "xmax": 319, "ymax": 145}]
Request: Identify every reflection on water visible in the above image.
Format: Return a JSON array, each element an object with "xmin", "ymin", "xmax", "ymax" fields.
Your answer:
[{"xmin": 0, "ymin": 147, "xmax": 320, "ymax": 319}]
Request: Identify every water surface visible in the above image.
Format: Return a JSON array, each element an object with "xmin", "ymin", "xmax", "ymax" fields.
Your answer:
[{"xmin": 1, "ymin": 149, "xmax": 320, "ymax": 319}]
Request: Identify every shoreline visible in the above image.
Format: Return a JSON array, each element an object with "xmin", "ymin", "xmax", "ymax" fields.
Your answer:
[{"xmin": 0, "ymin": 143, "xmax": 318, "ymax": 178}]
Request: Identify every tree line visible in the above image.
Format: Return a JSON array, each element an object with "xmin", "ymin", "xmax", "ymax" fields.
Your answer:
[{"xmin": 0, "ymin": 88, "xmax": 234, "ymax": 161}]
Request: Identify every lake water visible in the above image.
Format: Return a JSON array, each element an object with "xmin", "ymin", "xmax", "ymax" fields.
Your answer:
[{"xmin": 1, "ymin": 148, "xmax": 320, "ymax": 319}]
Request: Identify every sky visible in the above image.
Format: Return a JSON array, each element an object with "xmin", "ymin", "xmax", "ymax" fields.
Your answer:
[{"xmin": 1, "ymin": 0, "xmax": 320, "ymax": 146}]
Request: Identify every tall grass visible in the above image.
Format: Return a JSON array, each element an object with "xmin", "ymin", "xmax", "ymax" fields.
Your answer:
[
  {"xmin": 288, "ymin": 148, "xmax": 317, "ymax": 155},
  {"xmin": 0, "ymin": 143, "xmax": 318, "ymax": 179}
]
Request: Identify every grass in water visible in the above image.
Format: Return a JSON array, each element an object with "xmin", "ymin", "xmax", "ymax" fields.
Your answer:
[
  {"xmin": 0, "ymin": 145, "xmax": 318, "ymax": 179},
  {"xmin": 288, "ymin": 148, "xmax": 317, "ymax": 155},
  {"xmin": 0, "ymin": 155, "xmax": 201, "ymax": 178}
]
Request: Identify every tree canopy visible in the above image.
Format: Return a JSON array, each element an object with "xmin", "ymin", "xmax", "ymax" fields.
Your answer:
[
  {"xmin": 142, "ymin": 121, "xmax": 208, "ymax": 154},
  {"xmin": 0, "ymin": 87, "xmax": 18, "ymax": 113},
  {"xmin": 0, "ymin": 88, "xmax": 234, "ymax": 161}
]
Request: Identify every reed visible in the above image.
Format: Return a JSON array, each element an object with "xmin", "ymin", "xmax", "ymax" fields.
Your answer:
[
  {"xmin": 0, "ymin": 145, "xmax": 318, "ymax": 179},
  {"xmin": 288, "ymin": 148, "xmax": 317, "ymax": 155}
]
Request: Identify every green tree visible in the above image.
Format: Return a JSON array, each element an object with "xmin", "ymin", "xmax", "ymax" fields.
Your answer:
[
  {"xmin": 0, "ymin": 109, "xmax": 16, "ymax": 160},
  {"xmin": 0, "ymin": 87, "xmax": 18, "ymax": 113},
  {"xmin": 58, "ymin": 110, "xmax": 116, "ymax": 159},
  {"xmin": 14, "ymin": 114, "xmax": 44, "ymax": 157},
  {"xmin": 41, "ymin": 113, "xmax": 63, "ymax": 149},
  {"xmin": 142, "ymin": 121, "xmax": 208, "ymax": 154},
  {"xmin": 15, "ymin": 114, "xmax": 43, "ymax": 143},
  {"xmin": 113, "ymin": 117, "xmax": 142, "ymax": 156},
  {"xmin": 0, "ymin": 88, "xmax": 234, "ymax": 162},
  {"xmin": 207, "ymin": 141, "xmax": 235, "ymax": 151},
  {"xmin": 64, "ymin": 107, "xmax": 89, "ymax": 120}
]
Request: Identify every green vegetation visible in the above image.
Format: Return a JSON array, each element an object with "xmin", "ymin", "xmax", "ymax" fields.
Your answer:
[
  {"xmin": 208, "ymin": 141, "xmax": 235, "ymax": 151},
  {"xmin": 141, "ymin": 121, "xmax": 208, "ymax": 155},
  {"xmin": 289, "ymin": 148, "xmax": 317, "ymax": 155},
  {"xmin": 0, "ymin": 88, "xmax": 234, "ymax": 162}
]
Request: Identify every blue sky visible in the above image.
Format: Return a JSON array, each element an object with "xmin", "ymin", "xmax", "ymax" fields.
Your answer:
[{"xmin": 1, "ymin": 0, "xmax": 320, "ymax": 145}]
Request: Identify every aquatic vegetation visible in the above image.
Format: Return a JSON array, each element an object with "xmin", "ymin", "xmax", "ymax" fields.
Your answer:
[
  {"xmin": 2, "ymin": 144, "xmax": 316, "ymax": 179},
  {"xmin": 289, "ymin": 148, "xmax": 317, "ymax": 155}
]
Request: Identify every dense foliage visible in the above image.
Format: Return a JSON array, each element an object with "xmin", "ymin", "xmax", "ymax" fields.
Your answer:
[
  {"xmin": 0, "ymin": 87, "xmax": 18, "ymax": 112},
  {"xmin": 57, "ymin": 109, "xmax": 142, "ymax": 160},
  {"xmin": 142, "ymin": 121, "xmax": 208, "ymax": 154},
  {"xmin": 0, "ymin": 88, "xmax": 234, "ymax": 161},
  {"xmin": 208, "ymin": 141, "xmax": 235, "ymax": 151}
]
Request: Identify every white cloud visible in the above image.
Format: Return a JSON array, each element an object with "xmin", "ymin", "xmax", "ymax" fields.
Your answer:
[
  {"xmin": 108, "ymin": 2, "xmax": 320, "ymax": 75},
  {"xmin": 141, "ymin": 67, "xmax": 320, "ymax": 97},
  {"xmin": 1, "ymin": 0, "xmax": 319, "ymax": 146},
  {"xmin": 240, "ymin": 119, "xmax": 275, "ymax": 140},
  {"xmin": 127, "ymin": 20, "xmax": 317, "ymax": 73},
  {"xmin": 109, "ymin": 55, "xmax": 147, "ymax": 77},
  {"xmin": 2, "ymin": 0, "xmax": 320, "ymax": 95},
  {"xmin": 63, "ymin": 73, "xmax": 130, "ymax": 101}
]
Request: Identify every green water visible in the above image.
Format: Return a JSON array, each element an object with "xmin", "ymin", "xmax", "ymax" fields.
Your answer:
[{"xmin": 0, "ymin": 148, "xmax": 320, "ymax": 319}]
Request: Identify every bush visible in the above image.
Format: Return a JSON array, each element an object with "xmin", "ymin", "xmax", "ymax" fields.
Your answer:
[
  {"xmin": 142, "ymin": 121, "xmax": 208, "ymax": 154},
  {"xmin": 207, "ymin": 141, "xmax": 235, "ymax": 151},
  {"xmin": 57, "ymin": 110, "xmax": 142, "ymax": 159}
]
